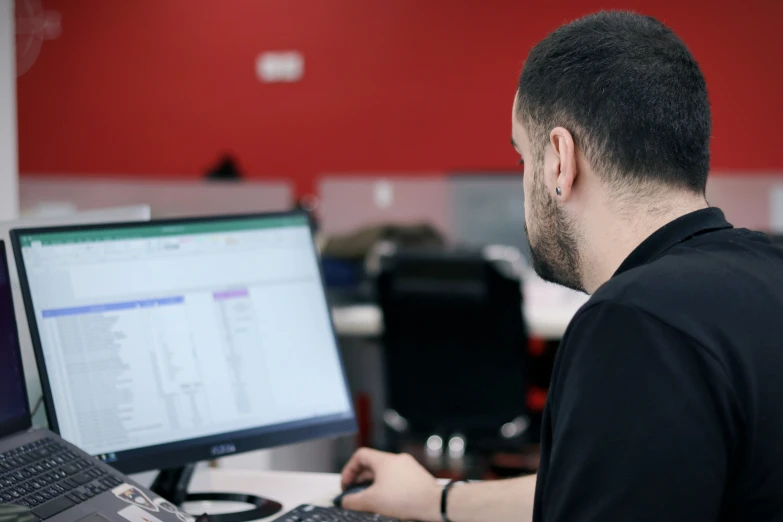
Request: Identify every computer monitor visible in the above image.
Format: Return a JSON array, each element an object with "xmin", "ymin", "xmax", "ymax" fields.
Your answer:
[
  {"xmin": 10, "ymin": 212, "xmax": 355, "ymax": 513},
  {"xmin": 0, "ymin": 205, "xmax": 152, "ymax": 412}
]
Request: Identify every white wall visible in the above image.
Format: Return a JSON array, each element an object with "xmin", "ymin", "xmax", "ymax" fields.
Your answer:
[{"xmin": 0, "ymin": 0, "xmax": 19, "ymax": 220}]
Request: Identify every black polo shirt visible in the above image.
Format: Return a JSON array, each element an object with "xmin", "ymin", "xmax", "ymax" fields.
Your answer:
[{"xmin": 533, "ymin": 208, "xmax": 783, "ymax": 522}]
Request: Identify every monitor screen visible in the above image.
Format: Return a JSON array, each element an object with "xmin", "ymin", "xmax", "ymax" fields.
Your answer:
[
  {"xmin": 12, "ymin": 213, "xmax": 354, "ymax": 472},
  {"xmin": 0, "ymin": 242, "xmax": 30, "ymax": 437}
]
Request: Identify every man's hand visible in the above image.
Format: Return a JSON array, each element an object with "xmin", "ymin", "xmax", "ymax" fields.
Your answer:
[{"xmin": 339, "ymin": 448, "xmax": 442, "ymax": 521}]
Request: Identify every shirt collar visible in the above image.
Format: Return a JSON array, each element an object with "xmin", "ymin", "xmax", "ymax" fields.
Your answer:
[{"xmin": 613, "ymin": 207, "xmax": 733, "ymax": 278}]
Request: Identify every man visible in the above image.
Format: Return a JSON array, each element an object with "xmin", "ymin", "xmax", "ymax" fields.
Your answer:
[{"xmin": 338, "ymin": 11, "xmax": 783, "ymax": 522}]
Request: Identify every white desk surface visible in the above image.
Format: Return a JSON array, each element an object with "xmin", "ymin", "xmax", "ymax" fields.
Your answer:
[
  {"xmin": 185, "ymin": 469, "xmax": 339, "ymax": 519},
  {"xmin": 332, "ymin": 278, "xmax": 589, "ymax": 341}
]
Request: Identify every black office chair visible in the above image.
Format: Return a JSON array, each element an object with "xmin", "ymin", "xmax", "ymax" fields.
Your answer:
[{"xmin": 376, "ymin": 249, "xmax": 530, "ymax": 464}]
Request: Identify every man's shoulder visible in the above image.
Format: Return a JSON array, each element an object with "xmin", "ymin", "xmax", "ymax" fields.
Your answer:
[
  {"xmin": 587, "ymin": 227, "xmax": 783, "ymax": 321},
  {"xmin": 562, "ymin": 227, "xmax": 783, "ymax": 361}
]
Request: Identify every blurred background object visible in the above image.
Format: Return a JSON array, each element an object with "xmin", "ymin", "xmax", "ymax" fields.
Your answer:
[
  {"xmin": 14, "ymin": 0, "xmax": 60, "ymax": 77},
  {"xmin": 204, "ymin": 154, "xmax": 244, "ymax": 182},
  {"xmin": 376, "ymin": 248, "xmax": 532, "ymax": 480}
]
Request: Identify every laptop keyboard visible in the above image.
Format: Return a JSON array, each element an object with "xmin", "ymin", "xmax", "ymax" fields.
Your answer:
[{"xmin": 0, "ymin": 438, "xmax": 124, "ymax": 519}]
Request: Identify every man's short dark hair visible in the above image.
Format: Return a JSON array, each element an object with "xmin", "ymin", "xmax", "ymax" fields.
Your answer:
[{"xmin": 516, "ymin": 11, "xmax": 711, "ymax": 194}]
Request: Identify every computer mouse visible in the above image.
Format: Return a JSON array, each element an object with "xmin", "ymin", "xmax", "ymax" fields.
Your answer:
[{"xmin": 333, "ymin": 481, "xmax": 373, "ymax": 508}]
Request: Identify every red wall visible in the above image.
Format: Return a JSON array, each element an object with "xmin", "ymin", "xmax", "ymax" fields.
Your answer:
[{"xmin": 16, "ymin": 0, "xmax": 783, "ymax": 196}]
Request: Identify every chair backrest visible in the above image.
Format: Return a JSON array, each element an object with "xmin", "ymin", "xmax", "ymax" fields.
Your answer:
[{"xmin": 377, "ymin": 250, "xmax": 528, "ymax": 436}]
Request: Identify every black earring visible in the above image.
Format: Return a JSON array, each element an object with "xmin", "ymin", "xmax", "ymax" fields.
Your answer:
[{"xmin": 556, "ymin": 186, "xmax": 562, "ymax": 196}]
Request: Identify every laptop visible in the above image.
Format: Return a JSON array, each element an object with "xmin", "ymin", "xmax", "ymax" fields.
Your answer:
[{"xmin": 0, "ymin": 240, "xmax": 194, "ymax": 522}]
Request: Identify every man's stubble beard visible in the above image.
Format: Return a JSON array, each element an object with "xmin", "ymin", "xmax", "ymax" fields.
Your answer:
[{"xmin": 524, "ymin": 163, "xmax": 585, "ymax": 293}]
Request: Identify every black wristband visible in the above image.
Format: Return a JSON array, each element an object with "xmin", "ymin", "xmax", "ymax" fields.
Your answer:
[{"xmin": 441, "ymin": 479, "xmax": 468, "ymax": 522}]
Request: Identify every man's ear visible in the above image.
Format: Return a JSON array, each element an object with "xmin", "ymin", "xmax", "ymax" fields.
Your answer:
[{"xmin": 548, "ymin": 127, "xmax": 577, "ymax": 200}]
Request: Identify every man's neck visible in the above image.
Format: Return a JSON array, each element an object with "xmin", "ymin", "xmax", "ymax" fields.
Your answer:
[{"xmin": 580, "ymin": 195, "xmax": 709, "ymax": 294}]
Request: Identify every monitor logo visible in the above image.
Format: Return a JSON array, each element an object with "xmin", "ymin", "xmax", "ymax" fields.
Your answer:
[{"xmin": 210, "ymin": 443, "xmax": 237, "ymax": 457}]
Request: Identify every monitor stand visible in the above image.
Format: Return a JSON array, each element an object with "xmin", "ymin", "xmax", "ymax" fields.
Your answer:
[{"xmin": 150, "ymin": 465, "xmax": 283, "ymax": 522}]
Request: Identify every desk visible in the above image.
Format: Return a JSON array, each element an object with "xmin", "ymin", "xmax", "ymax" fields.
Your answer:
[
  {"xmin": 522, "ymin": 278, "xmax": 590, "ymax": 340},
  {"xmin": 185, "ymin": 469, "xmax": 339, "ymax": 519},
  {"xmin": 332, "ymin": 278, "xmax": 588, "ymax": 341},
  {"xmin": 179, "ymin": 469, "xmax": 452, "ymax": 520}
]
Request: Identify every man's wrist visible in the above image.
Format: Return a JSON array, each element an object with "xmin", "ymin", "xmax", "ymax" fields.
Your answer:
[
  {"xmin": 439, "ymin": 480, "xmax": 469, "ymax": 522},
  {"xmin": 421, "ymin": 482, "xmax": 445, "ymax": 522}
]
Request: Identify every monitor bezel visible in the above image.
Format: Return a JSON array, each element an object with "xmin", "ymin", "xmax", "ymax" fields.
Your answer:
[
  {"xmin": 10, "ymin": 210, "xmax": 357, "ymax": 473},
  {"xmin": 0, "ymin": 240, "xmax": 33, "ymax": 439}
]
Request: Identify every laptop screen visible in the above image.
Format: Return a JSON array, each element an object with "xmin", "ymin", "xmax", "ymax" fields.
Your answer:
[{"xmin": 0, "ymin": 241, "xmax": 30, "ymax": 437}]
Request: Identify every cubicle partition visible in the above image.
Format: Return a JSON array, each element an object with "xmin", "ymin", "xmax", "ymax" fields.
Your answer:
[
  {"xmin": 318, "ymin": 172, "xmax": 783, "ymax": 243},
  {"xmin": 448, "ymin": 172, "xmax": 783, "ymax": 250},
  {"xmin": 20, "ymin": 176, "xmax": 294, "ymax": 218},
  {"xmin": 706, "ymin": 173, "xmax": 783, "ymax": 231},
  {"xmin": 317, "ymin": 176, "xmax": 451, "ymax": 236}
]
